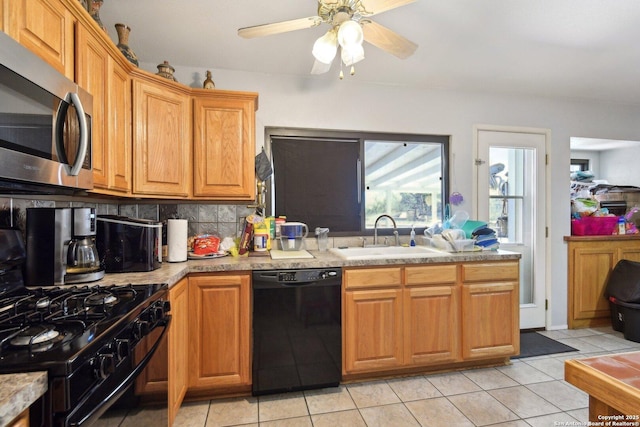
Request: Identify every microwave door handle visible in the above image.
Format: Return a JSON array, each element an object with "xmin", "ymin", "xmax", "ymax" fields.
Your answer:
[
  {"xmin": 53, "ymin": 92, "xmax": 88, "ymax": 176},
  {"xmin": 68, "ymin": 92, "xmax": 88, "ymax": 176}
]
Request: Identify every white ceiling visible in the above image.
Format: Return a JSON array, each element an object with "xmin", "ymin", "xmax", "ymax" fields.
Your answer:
[{"xmin": 99, "ymin": 0, "xmax": 640, "ymax": 105}]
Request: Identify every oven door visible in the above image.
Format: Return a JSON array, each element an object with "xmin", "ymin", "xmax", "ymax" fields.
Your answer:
[{"xmin": 62, "ymin": 316, "xmax": 171, "ymax": 427}]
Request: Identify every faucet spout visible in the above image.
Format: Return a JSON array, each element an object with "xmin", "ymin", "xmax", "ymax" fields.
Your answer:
[{"xmin": 374, "ymin": 214, "xmax": 398, "ymax": 246}]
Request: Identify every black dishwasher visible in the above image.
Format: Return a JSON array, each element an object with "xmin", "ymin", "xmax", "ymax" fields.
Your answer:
[{"xmin": 252, "ymin": 268, "xmax": 342, "ymax": 396}]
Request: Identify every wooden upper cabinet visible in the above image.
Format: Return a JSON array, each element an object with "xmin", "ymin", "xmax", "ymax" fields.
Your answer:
[
  {"xmin": 75, "ymin": 24, "xmax": 108, "ymax": 188},
  {"xmin": 107, "ymin": 59, "xmax": 132, "ymax": 193},
  {"xmin": 132, "ymin": 75, "xmax": 191, "ymax": 198},
  {"xmin": 76, "ymin": 23, "xmax": 131, "ymax": 195},
  {"xmin": 6, "ymin": 0, "xmax": 75, "ymax": 79},
  {"xmin": 192, "ymin": 90, "xmax": 258, "ymax": 200}
]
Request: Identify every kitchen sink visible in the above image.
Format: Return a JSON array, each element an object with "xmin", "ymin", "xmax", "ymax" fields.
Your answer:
[{"xmin": 330, "ymin": 245, "xmax": 449, "ymax": 260}]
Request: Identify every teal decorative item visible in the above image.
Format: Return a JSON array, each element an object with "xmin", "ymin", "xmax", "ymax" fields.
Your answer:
[{"xmin": 115, "ymin": 23, "xmax": 139, "ymax": 67}]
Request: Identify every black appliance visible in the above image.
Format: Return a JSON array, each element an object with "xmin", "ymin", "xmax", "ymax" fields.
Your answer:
[
  {"xmin": 252, "ymin": 268, "xmax": 342, "ymax": 396},
  {"xmin": 25, "ymin": 207, "xmax": 105, "ymax": 286},
  {"xmin": 0, "ymin": 228, "xmax": 170, "ymax": 427},
  {"xmin": 0, "ymin": 31, "xmax": 93, "ymax": 194},
  {"xmin": 96, "ymin": 215, "xmax": 162, "ymax": 273}
]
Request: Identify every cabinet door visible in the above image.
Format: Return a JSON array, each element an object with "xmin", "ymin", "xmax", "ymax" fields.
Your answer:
[
  {"xmin": 6, "ymin": 0, "xmax": 75, "ymax": 79},
  {"xmin": 404, "ymin": 286, "xmax": 460, "ymax": 366},
  {"xmin": 76, "ymin": 25, "xmax": 108, "ymax": 188},
  {"xmin": 618, "ymin": 245, "xmax": 640, "ymax": 263},
  {"xmin": 404, "ymin": 265, "xmax": 460, "ymax": 365},
  {"xmin": 343, "ymin": 288, "xmax": 403, "ymax": 374},
  {"xmin": 570, "ymin": 246, "xmax": 616, "ymax": 325},
  {"xmin": 461, "ymin": 281, "xmax": 519, "ymax": 360},
  {"xmin": 168, "ymin": 278, "xmax": 188, "ymax": 427},
  {"xmin": 192, "ymin": 91, "xmax": 257, "ymax": 199},
  {"xmin": 132, "ymin": 78, "xmax": 191, "ymax": 197},
  {"xmin": 107, "ymin": 58, "xmax": 132, "ymax": 193},
  {"xmin": 188, "ymin": 274, "xmax": 251, "ymax": 390}
]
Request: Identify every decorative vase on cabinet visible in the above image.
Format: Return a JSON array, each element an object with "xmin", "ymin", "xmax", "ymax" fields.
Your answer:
[{"xmin": 115, "ymin": 23, "xmax": 139, "ymax": 66}]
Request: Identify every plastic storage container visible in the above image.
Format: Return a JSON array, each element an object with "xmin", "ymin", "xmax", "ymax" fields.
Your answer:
[
  {"xmin": 571, "ymin": 216, "xmax": 618, "ymax": 236},
  {"xmin": 605, "ymin": 259, "xmax": 640, "ymax": 343}
]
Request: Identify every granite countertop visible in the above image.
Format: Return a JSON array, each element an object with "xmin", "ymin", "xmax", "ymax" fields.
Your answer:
[
  {"xmin": 0, "ymin": 372, "xmax": 47, "ymax": 427},
  {"xmin": 92, "ymin": 248, "xmax": 521, "ymax": 288}
]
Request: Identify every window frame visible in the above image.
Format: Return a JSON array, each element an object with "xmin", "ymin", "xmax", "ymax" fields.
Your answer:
[{"xmin": 265, "ymin": 127, "xmax": 450, "ymax": 236}]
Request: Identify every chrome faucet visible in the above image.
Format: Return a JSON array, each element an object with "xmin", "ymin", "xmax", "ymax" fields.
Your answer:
[{"xmin": 374, "ymin": 214, "xmax": 399, "ymax": 246}]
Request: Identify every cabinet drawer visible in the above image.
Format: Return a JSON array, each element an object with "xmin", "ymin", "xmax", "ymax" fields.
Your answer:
[
  {"xmin": 405, "ymin": 265, "xmax": 458, "ymax": 286},
  {"xmin": 344, "ymin": 267, "xmax": 402, "ymax": 289},
  {"xmin": 462, "ymin": 262, "xmax": 519, "ymax": 282}
]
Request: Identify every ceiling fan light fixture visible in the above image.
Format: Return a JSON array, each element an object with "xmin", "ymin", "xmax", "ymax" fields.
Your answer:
[
  {"xmin": 312, "ymin": 29, "xmax": 338, "ymax": 64},
  {"xmin": 341, "ymin": 43, "xmax": 364, "ymax": 66},
  {"xmin": 337, "ymin": 20, "xmax": 363, "ymax": 49}
]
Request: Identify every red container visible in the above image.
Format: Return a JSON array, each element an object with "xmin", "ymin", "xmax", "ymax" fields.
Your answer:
[{"xmin": 571, "ymin": 216, "xmax": 618, "ymax": 236}]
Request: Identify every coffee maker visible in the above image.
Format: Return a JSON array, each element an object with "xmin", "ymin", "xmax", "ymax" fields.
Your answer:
[{"xmin": 25, "ymin": 207, "xmax": 105, "ymax": 286}]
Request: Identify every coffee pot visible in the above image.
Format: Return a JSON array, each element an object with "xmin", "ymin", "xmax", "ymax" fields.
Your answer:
[{"xmin": 67, "ymin": 236, "xmax": 101, "ymax": 274}]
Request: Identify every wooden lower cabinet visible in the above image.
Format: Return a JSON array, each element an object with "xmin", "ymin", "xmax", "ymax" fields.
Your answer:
[
  {"xmin": 167, "ymin": 278, "xmax": 189, "ymax": 426},
  {"xmin": 404, "ymin": 265, "xmax": 460, "ymax": 366},
  {"xmin": 134, "ymin": 278, "xmax": 188, "ymax": 427},
  {"xmin": 188, "ymin": 273, "xmax": 251, "ymax": 391},
  {"xmin": 461, "ymin": 262, "xmax": 519, "ymax": 360},
  {"xmin": 566, "ymin": 236, "xmax": 640, "ymax": 328},
  {"xmin": 344, "ymin": 287, "xmax": 403, "ymax": 373},
  {"xmin": 343, "ymin": 261, "xmax": 518, "ymax": 376},
  {"xmin": 7, "ymin": 409, "xmax": 29, "ymax": 427}
]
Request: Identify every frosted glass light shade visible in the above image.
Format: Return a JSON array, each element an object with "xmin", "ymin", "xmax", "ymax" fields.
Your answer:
[
  {"xmin": 337, "ymin": 20, "xmax": 363, "ymax": 48},
  {"xmin": 312, "ymin": 30, "xmax": 338, "ymax": 64},
  {"xmin": 341, "ymin": 43, "xmax": 365, "ymax": 66}
]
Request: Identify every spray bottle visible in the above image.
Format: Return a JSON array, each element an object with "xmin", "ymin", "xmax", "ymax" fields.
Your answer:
[{"xmin": 410, "ymin": 225, "xmax": 416, "ymax": 246}]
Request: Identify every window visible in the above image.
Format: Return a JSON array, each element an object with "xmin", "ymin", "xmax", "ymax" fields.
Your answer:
[
  {"xmin": 266, "ymin": 127, "xmax": 449, "ymax": 235},
  {"xmin": 570, "ymin": 158, "xmax": 590, "ymax": 172}
]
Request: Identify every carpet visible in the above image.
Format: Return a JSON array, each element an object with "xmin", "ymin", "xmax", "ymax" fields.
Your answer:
[{"xmin": 512, "ymin": 331, "xmax": 578, "ymax": 359}]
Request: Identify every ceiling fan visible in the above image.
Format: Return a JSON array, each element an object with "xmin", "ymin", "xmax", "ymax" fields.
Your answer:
[{"xmin": 238, "ymin": 0, "xmax": 418, "ymax": 77}]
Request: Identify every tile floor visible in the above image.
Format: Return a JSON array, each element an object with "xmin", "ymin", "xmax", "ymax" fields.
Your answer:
[{"xmin": 97, "ymin": 326, "xmax": 640, "ymax": 427}]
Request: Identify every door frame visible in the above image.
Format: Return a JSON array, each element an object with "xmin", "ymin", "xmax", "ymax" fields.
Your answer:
[{"xmin": 472, "ymin": 124, "xmax": 552, "ymax": 329}]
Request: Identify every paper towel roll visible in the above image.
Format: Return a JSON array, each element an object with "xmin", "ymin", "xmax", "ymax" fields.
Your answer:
[{"xmin": 167, "ymin": 219, "xmax": 188, "ymax": 262}]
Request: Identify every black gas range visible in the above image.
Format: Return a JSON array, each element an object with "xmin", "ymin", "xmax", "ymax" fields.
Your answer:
[{"xmin": 0, "ymin": 280, "xmax": 170, "ymax": 427}]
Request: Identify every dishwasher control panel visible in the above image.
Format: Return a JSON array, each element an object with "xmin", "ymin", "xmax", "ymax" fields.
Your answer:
[
  {"xmin": 253, "ymin": 268, "xmax": 342, "ymax": 284},
  {"xmin": 277, "ymin": 269, "xmax": 341, "ymax": 282}
]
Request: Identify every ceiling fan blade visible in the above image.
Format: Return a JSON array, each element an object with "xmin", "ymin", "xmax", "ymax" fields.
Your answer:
[
  {"xmin": 362, "ymin": 20, "xmax": 417, "ymax": 59},
  {"xmin": 238, "ymin": 16, "xmax": 322, "ymax": 39},
  {"xmin": 361, "ymin": 0, "xmax": 417, "ymax": 16}
]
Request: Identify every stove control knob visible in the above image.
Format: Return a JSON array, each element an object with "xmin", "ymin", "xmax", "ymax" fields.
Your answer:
[
  {"xmin": 115, "ymin": 339, "xmax": 131, "ymax": 361},
  {"xmin": 132, "ymin": 320, "xmax": 150, "ymax": 340},
  {"xmin": 94, "ymin": 354, "xmax": 115, "ymax": 379}
]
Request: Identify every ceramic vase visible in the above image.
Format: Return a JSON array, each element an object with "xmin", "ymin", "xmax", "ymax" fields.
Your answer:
[
  {"xmin": 115, "ymin": 23, "xmax": 139, "ymax": 67},
  {"xmin": 89, "ymin": 0, "xmax": 106, "ymax": 32},
  {"xmin": 156, "ymin": 61, "xmax": 177, "ymax": 81}
]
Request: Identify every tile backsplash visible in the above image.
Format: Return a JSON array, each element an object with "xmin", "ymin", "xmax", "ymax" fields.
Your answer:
[{"xmin": 0, "ymin": 196, "xmax": 256, "ymax": 241}]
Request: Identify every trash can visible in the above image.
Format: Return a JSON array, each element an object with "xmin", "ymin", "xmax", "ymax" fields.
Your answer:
[{"xmin": 605, "ymin": 259, "xmax": 640, "ymax": 343}]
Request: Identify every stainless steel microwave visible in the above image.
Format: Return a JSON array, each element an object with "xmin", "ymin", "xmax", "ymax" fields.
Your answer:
[{"xmin": 0, "ymin": 31, "xmax": 93, "ymax": 193}]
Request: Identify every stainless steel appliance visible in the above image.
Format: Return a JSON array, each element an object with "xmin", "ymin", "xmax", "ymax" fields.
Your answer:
[
  {"xmin": 25, "ymin": 207, "xmax": 105, "ymax": 286},
  {"xmin": 0, "ymin": 31, "xmax": 92, "ymax": 193},
  {"xmin": 252, "ymin": 268, "xmax": 342, "ymax": 396},
  {"xmin": 0, "ymin": 227, "xmax": 170, "ymax": 427},
  {"xmin": 96, "ymin": 215, "xmax": 163, "ymax": 273}
]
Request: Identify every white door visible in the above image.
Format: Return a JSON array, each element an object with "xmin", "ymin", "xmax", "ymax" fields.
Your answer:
[{"xmin": 474, "ymin": 126, "xmax": 549, "ymax": 329}]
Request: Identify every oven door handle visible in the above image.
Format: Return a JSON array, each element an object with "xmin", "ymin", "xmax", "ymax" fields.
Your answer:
[{"xmin": 66, "ymin": 316, "xmax": 172, "ymax": 427}]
